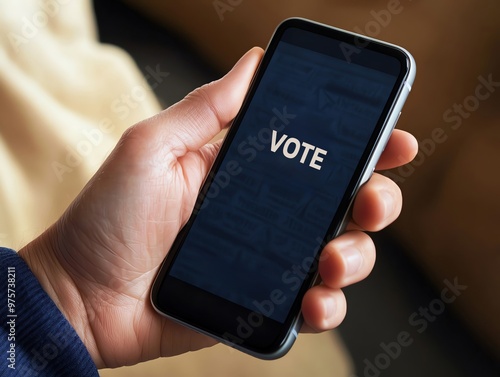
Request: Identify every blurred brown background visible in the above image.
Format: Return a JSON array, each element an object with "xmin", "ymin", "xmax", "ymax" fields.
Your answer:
[
  {"xmin": 1, "ymin": 0, "xmax": 498, "ymax": 375},
  {"xmin": 97, "ymin": 0, "xmax": 500, "ymax": 375}
]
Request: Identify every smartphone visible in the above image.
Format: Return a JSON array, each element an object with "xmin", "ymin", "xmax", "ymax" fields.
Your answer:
[{"xmin": 151, "ymin": 18, "xmax": 416, "ymax": 359}]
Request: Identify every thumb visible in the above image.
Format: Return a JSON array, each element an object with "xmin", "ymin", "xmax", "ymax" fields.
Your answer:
[{"xmin": 145, "ymin": 47, "xmax": 264, "ymax": 157}]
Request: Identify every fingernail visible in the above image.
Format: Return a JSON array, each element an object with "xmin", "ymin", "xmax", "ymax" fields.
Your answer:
[
  {"xmin": 381, "ymin": 190, "xmax": 395, "ymax": 219},
  {"xmin": 342, "ymin": 247, "xmax": 363, "ymax": 277},
  {"xmin": 324, "ymin": 297, "xmax": 336, "ymax": 319}
]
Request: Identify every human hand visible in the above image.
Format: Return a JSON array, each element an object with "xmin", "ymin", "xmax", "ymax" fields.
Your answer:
[{"xmin": 19, "ymin": 47, "xmax": 418, "ymax": 369}]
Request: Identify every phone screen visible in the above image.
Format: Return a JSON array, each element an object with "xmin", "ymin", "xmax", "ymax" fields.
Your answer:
[{"xmin": 152, "ymin": 18, "xmax": 413, "ymax": 358}]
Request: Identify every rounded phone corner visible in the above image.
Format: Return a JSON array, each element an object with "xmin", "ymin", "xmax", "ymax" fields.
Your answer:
[{"xmin": 249, "ymin": 316, "xmax": 302, "ymax": 360}]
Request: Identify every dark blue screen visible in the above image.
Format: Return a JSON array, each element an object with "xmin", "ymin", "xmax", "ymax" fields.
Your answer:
[{"xmin": 170, "ymin": 30, "xmax": 399, "ymax": 322}]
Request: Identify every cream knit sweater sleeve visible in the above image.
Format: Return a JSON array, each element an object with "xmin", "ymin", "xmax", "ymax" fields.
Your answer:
[{"xmin": 0, "ymin": 0, "xmax": 161, "ymax": 248}]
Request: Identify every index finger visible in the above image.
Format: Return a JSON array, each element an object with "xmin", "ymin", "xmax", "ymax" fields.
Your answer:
[{"xmin": 376, "ymin": 129, "xmax": 418, "ymax": 170}]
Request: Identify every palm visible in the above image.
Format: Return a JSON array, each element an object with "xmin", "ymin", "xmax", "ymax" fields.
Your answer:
[{"xmin": 58, "ymin": 124, "xmax": 221, "ymax": 367}]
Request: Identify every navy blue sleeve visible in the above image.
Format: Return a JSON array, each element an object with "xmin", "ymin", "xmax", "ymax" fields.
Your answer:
[{"xmin": 0, "ymin": 247, "xmax": 99, "ymax": 376}]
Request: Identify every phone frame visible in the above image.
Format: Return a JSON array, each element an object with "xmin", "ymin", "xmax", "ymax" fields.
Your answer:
[{"xmin": 151, "ymin": 17, "xmax": 416, "ymax": 359}]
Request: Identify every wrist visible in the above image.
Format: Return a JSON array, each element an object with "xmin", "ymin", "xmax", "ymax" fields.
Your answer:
[{"xmin": 18, "ymin": 224, "xmax": 104, "ymax": 368}]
